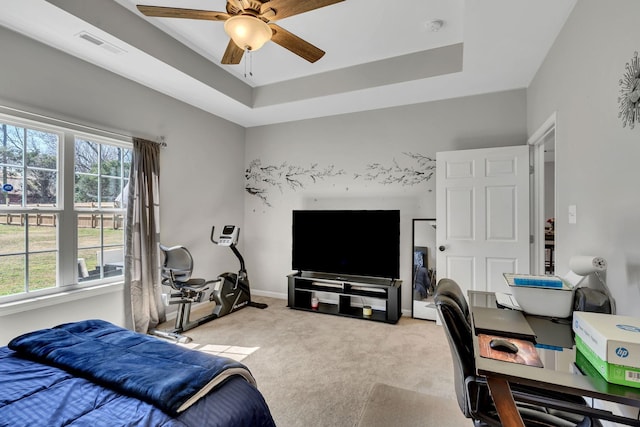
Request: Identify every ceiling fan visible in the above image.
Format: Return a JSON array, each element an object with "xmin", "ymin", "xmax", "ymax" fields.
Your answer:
[{"xmin": 136, "ymin": 0, "xmax": 345, "ymax": 65}]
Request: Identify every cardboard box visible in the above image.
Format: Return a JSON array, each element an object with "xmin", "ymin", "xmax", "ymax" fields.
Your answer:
[{"xmin": 573, "ymin": 311, "xmax": 640, "ymax": 388}]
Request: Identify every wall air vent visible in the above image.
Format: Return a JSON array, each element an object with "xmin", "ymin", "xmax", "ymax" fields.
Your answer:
[{"xmin": 76, "ymin": 31, "xmax": 126, "ymax": 54}]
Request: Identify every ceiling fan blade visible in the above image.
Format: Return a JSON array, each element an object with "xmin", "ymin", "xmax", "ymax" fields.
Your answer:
[
  {"xmin": 221, "ymin": 39, "xmax": 245, "ymax": 64},
  {"xmin": 269, "ymin": 24, "xmax": 325, "ymax": 63},
  {"xmin": 263, "ymin": 0, "xmax": 345, "ymax": 21},
  {"xmin": 137, "ymin": 5, "xmax": 229, "ymax": 21}
]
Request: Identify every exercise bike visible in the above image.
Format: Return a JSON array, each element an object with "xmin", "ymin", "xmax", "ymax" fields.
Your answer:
[
  {"xmin": 151, "ymin": 225, "xmax": 267, "ymax": 343},
  {"xmin": 209, "ymin": 225, "xmax": 268, "ymax": 315}
]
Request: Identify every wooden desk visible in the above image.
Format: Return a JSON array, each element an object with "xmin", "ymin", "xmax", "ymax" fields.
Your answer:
[{"xmin": 468, "ymin": 291, "xmax": 640, "ymax": 427}]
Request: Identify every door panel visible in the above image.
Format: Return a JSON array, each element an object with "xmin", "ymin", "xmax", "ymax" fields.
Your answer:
[
  {"xmin": 486, "ymin": 258, "xmax": 518, "ymax": 294},
  {"xmin": 486, "ymin": 186, "xmax": 516, "ymax": 241},
  {"xmin": 436, "ymin": 146, "xmax": 530, "ymax": 296},
  {"xmin": 447, "ymin": 188, "xmax": 474, "ymax": 239},
  {"xmin": 446, "ymin": 160, "xmax": 474, "ymax": 178},
  {"xmin": 446, "ymin": 256, "xmax": 475, "ymax": 291},
  {"xmin": 486, "ymin": 156, "xmax": 516, "ymax": 176}
]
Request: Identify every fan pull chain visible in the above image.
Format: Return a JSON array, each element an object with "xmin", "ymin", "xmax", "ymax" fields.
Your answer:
[{"xmin": 244, "ymin": 49, "xmax": 253, "ymax": 78}]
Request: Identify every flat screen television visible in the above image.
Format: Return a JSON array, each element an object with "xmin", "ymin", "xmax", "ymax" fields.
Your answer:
[{"xmin": 292, "ymin": 210, "xmax": 400, "ymax": 280}]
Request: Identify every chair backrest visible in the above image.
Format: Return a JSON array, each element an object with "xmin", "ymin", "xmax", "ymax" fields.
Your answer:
[
  {"xmin": 434, "ymin": 278, "xmax": 470, "ymax": 322},
  {"xmin": 160, "ymin": 245, "xmax": 195, "ymax": 285},
  {"xmin": 434, "ymin": 290, "xmax": 476, "ymax": 418}
]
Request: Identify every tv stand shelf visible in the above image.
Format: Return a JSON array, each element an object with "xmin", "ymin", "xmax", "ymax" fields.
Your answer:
[{"xmin": 287, "ymin": 272, "xmax": 402, "ymax": 324}]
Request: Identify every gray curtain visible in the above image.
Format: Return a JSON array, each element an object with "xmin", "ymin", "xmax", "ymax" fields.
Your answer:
[{"xmin": 124, "ymin": 137, "xmax": 164, "ymax": 333}]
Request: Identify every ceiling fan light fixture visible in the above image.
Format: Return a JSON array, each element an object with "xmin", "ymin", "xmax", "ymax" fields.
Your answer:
[{"xmin": 224, "ymin": 15, "xmax": 272, "ymax": 51}]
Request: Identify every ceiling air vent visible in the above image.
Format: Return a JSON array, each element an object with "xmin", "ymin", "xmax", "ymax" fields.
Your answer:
[{"xmin": 76, "ymin": 31, "xmax": 126, "ymax": 54}]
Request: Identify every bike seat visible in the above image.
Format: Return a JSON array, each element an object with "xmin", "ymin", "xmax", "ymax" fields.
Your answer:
[{"xmin": 174, "ymin": 278, "xmax": 208, "ymax": 291}]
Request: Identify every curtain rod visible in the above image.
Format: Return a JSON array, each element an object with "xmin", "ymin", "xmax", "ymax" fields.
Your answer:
[{"xmin": 0, "ymin": 104, "xmax": 167, "ymax": 147}]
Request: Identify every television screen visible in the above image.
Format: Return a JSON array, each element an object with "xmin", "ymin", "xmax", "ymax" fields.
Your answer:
[{"xmin": 292, "ymin": 210, "xmax": 400, "ymax": 279}]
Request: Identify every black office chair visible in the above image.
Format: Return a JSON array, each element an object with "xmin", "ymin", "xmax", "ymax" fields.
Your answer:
[
  {"xmin": 433, "ymin": 278, "xmax": 471, "ymax": 321},
  {"xmin": 434, "ymin": 279, "xmax": 600, "ymax": 427}
]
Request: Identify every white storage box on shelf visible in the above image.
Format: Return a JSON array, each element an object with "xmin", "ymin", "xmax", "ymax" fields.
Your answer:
[{"xmin": 503, "ymin": 273, "xmax": 574, "ymax": 318}]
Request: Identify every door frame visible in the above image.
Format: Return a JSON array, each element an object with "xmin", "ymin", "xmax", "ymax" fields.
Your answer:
[{"xmin": 528, "ymin": 112, "xmax": 557, "ymax": 275}]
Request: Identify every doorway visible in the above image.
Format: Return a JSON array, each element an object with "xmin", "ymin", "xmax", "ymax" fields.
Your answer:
[
  {"xmin": 412, "ymin": 218, "xmax": 437, "ymax": 320},
  {"xmin": 529, "ymin": 114, "xmax": 557, "ymax": 275}
]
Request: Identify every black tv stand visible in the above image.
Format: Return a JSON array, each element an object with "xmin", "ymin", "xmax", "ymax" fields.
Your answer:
[{"xmin": 287, "ymin": 271, "xmax": 402, "ymax": 324}]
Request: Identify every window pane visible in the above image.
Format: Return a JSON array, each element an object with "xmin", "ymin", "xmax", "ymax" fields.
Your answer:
[
  {"xmin": 26, "ymin": 129, "xmax": 58, "ymax": 169},
  {"xmin": 0, "ymin": 166, "xmax": 23, "ymax": 206},
  {"xmin": 27, "ymin": 215, "xmax": 57, "ymax": 251},
  {"xmin": 75, "ymin": 139, "xmax": 99, "ymax": 207},
  {"xmin": 104, "ymin": 215, "xmax": 124, "ymax": 246},
  {"xmin": 77, "ymin": 247, "xmax": 99, "ymax": 282},
  {"xmin": 26, "ymin": 169, "xmax": 57, "ymax": 206},
  {"xmin": 78, "ymin": 215, "xmax": 102, "ymax": 248},
  {"xmin": 0, "ymin": 220, "xmax": 25, "ymax": 255},
  {"xmin": 75, "ymin": 139, "xmax": 98, "ymax": 174},
  {"xmin": 123, "ymin": 149, "xmax": 132, "ymax": 178},
  {"xmin": 75, "ymin": 173, "xmax": 98, "ymax": 206},
  {"xmin": 100, "ymin": 177, "xmax": 121, "ymax": 206},
  {"xmin": 116, "ymin": 179, "xmax": 129, "ymax": 208},
  {"xmin": 78, "ymin": 214, "xmax": 101, "ymax": 282},
  {"xmin": 100, "ymin": 246, "xmax": 124, "ymax": 279},
  {"xmin": 28, "ymin": 252, "xmax": 56, "ymax": 291},
  {"xmin": 0, "ymin": 123, "xmax": 25, "ymax": 167},
  {"xmin": 101, "ymin": 145, "xmax": 122, "ymax": 176},
  {"xmin": 77, "ymin": 214, "xmax": 124, "ymax": 282},
  {"xmin": 0, "ymin": 254, "xmax": 25, "ymax": 296}
]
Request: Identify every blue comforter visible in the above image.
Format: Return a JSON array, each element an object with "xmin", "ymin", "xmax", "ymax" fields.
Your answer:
[{"xmin": 1, "ymin": 320, "xmax": 276, "ymax": 427}]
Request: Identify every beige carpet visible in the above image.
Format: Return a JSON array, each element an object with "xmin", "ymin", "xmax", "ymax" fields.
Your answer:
[
  {"xmin": 176, "ymin": 342, "xmax": 259, "ymax": 361},
  {"xmin": 357, "ymin": 383, "xmax": 469, "ymax": 427},
  {"xmin": 158, "ymin": 296, "xmax": 470, "ymax": 427}
]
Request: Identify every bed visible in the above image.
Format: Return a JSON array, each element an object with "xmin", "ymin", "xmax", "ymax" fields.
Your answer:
[{"xmin": 0, "ymin": 319, "xmax": 276, "ymax": 427}]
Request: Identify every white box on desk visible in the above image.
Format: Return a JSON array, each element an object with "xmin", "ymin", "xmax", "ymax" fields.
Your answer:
[
  {"xmin": 573, "ymin": 311, "xmax": 640, "ymax": 368},
  {"xmin": 573, "ymin": 311, "xmax": 640, "ymax": 388}
]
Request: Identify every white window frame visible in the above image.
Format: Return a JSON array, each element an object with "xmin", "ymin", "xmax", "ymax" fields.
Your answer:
[
  {"xmin": 0, "ymin": 108, "xmax": 131, "ymax": 304},
  {"xmin": 74, "ymin": 131, "xmax": 130, "ymax": 284}
]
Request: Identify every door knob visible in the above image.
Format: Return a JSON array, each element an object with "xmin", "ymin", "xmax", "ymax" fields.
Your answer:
[{"xmin": 438, "ymin": 245, "xmax": 446, "ymax": 252}]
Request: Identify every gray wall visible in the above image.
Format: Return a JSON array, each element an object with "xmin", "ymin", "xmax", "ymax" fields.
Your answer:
[
  {"xmin": 0, "ymin": 27, "xmax": 245, "ymax": 345},
  {"xmin": 244, "ymin": 90, "xmax": 528, "ymax": 311},
  {"xmin": 527, "ymin": 0, "xmax": 640, "ymax": 318}
]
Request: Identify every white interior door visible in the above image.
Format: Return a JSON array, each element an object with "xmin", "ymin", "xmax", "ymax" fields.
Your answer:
[{"xmin": 436, "ymin": 146, "xmax": 530, "ymax": 296}]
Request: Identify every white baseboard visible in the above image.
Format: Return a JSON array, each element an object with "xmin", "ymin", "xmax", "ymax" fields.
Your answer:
[{"xmin": 252, "ymin": 289, "xmax": 287, "ymax": 300}]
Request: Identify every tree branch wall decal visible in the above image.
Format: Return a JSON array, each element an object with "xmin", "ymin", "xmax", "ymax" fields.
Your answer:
[
  {"xmin": 354, "ymin": 152, "xmax": 435, "ymax": 186},
  {"xmin": 245, "ymin": 159, "xmax": 345, "ymax": 206},
  {"xmin": 245, "ymin": 152, "xmax": 435, "ymax": 206}
]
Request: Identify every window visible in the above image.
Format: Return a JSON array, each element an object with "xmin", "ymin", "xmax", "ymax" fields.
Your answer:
[
  {"xmin": 75, "ymin": 137, "xmax": 131, "ymax": 282},
  {"xmin": 0, "ymin": 112, "xmax": 131, "ymax": 302}
]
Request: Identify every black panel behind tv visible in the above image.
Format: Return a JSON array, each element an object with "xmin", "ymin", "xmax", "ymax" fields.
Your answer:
[{"xmin": 292, "ymin": 210, "xmax": 400, "ymax": 280}]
